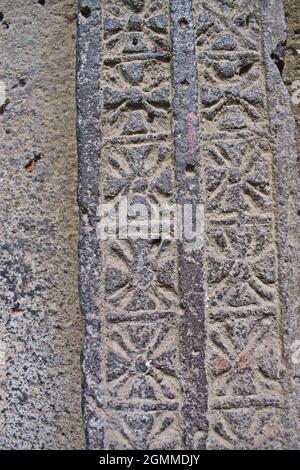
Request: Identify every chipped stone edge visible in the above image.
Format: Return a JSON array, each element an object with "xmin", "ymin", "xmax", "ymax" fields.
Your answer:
[{"xmin": 261, "ymin": 0, "xmax": 300, "ymax": 450}]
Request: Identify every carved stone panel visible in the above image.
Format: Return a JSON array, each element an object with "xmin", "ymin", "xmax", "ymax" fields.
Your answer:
[{"xmin": 77, "ymin": 0, "xmax": 299, "ymax": 449}]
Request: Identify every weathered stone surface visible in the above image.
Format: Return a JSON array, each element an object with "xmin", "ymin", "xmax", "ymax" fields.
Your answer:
[
  {"xmin": 0, "ymin": 0, "xmax": 84, "ymax": 449},
  {"xmin": 196, "ymin": 0, "xmax": 286, "ymax": 449},
  {"xmin": 0, "ymin": 0, "xmax": 298, "ymax": 451},
  {"xmin": 78, "ymin": 0, "xmax": 186, "ymax": 450},
  {"xmin": 285, "ymin": 0, "xmax": 300, "ymax": 152},
  {"xmin": 77, "ymin": 0, "xmax": 300, "ymax": 450},
  {"xmin": 266, "ymin": 0, "xmax": 300, "ymax": 450},
  {"xmin": 284, "ymin": 1, "xmax": 300, "ymax": 447}
]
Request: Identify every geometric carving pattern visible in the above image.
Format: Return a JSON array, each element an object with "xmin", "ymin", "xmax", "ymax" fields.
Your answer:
[
  {"xmin": 106, "ymin": 240, "xmax": 179, "ymax": 312},
  {"xmin": 207, "ymin": 408, "xmax": 284, "ymax": 450},
  {"xmin": 106, "ymin": 320, "xmax": 181, "ymax": 402},
  {"xmin": 100, "ymin": 0, "xmax": 183, "ymax": 449},
  {"xmin": 79, "ymin": 0, "xmax": 288, "ymax": 450},
  {"xmin": 207, "ymin": 220, "xmax": 277, "ymax": 307},
  {"xmin": 102, "ymin": 144, "xmax": 175, "ymax": 206},
  {"xmin": 105, "ymin": 409, "xmax": 182, "ymax": 450},
  {"xmin": 195, "ymin": 0, "xmax": 284, "ymax": 448}
]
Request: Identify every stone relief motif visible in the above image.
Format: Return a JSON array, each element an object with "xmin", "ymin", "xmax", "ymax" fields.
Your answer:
[
  {"xmin": 195, "ymin": 0, "xmax": 284, "ymax": 449},
  {"xmin": 79, "ymin": 0, "xmax": 290, "ymax": 450},
  {"xmin": 208, "ymin": 407, "xmax": 283, "ymax": 450},
  {"xmin": 100, "ymin": 0, "xmax": 183, "ymax": 449},
  {"xmin": 105, "ymin": 239, "xmax": 179, "ymax": 312},
  {"xmin": 106, "ymin": 409, "xmax": 182, "ymax": 449},
  {"xmin": 106, "ymin": 319, "xmax": 181, "ymax": 402},
  {"xmin": 207, "ymin": 221, "xmax": 277, "ymax": 307},
  {"xmin": 102, "ymin": 0, "xmax": 172, "ymax": 140},
  {"xmin": 102, "ymin": 144, "xmax": 175, "ymax": 205},
  {"xmin": 205, "ymin": 139, "xmax": 272, "ymax": 214}
]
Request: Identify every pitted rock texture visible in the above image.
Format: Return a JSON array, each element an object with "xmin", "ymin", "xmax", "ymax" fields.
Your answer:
[
  {"xmin": 0, "ymin": 0, "xmax": 84, "ymax": 449},
  {"xmin": 285, "ymin": 0, "xmax": 300, "ymax": 151}
]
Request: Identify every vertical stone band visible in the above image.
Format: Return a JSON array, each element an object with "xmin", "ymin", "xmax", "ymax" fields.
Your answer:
[
  {"xmin": 77, "ymin": 0, "xmax": 104, "ymax": 449},
  {"xmin": 171, "ymin": 0, "xmax": 208, "ymax": 450},
  {"xmin": 77, "ymin": 0, "xmax": 296, "ymax": 450},
  {"xmin": 195, "ymin": 0, "xmax": 284, "ymax": 449},
  {"xmin": 100, "ymin": 0, "xmax": 182, "ymax": 450}
]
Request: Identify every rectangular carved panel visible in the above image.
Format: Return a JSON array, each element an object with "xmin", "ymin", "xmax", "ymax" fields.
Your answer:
[
  {"xmin": 101, "ymin": 0, "xmax": 183, "ymax": 450},
  {"xmin": 194, "ymin": 0, "xmax": 284, "ymax": 449},
  {"xmin": 78, "ymin": 0, "xmax": 207, "ymax": 450},
  {"xmin": 77, "ymin": 0, "xmax": 296, "ymax": 449}
]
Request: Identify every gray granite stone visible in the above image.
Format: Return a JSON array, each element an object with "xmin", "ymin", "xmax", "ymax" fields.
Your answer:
[{"xmin": 0, "ymin": 0, "xmax": 84, "ymax": 450}]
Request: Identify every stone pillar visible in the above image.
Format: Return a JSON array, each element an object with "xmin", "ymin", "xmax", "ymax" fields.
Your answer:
[
  {"xmin": 76, "ymin": 0, "xmax": 299, "ymax": 450},
  {"xmin": 0, "ymin": 0, "xmax": 84, "ymax": 449}
]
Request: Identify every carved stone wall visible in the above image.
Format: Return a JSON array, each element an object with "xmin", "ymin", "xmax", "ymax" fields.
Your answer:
[
  {"xmin": 78, "ymin": 0, "xmax": 207, "ymax": 450},
  {"xmin": 0, "ymin": 0, "xmax": 299, "ymax": 451},
  {"xmin": 195, "ymin": 0, "xmax": 284, "ymax": 449},
  {"xmin": 77, "ymin": 0, "xmax": 300, "ymax": 450}
]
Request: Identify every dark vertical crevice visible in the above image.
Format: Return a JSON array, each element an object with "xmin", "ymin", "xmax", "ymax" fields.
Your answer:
[
  {"xmin": 170, "ymin": 0, "xmax": 208, "ymax": 450},
  {"xmin": 76, "ymin": 0, "xmax": 103, "ymax": 450}
]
